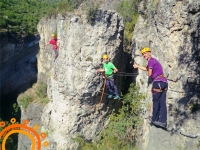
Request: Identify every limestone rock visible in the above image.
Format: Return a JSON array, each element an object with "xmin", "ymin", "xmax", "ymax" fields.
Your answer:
[
  {"xmin": 36, "ymin": 9, "xmax": 124, "ymax": 149},
  {"xmin": 132, "ymin": 0, "xmax": 200, "ymax": 149}
]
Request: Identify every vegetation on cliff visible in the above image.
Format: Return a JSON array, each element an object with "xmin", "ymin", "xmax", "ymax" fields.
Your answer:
[
  {"xmin": 0, "ymin": 0, "xmax": 87, "ymax": 36},
  {"xmin": 0, "ymin": 0, "xmax": 60, "ymax": 35},
  {"xmin": 115, "ymin": 0, "xmax": 140, "ymax": 51},
  {"xmin": 17, "ymin": 82, "xmax": 49, "ymax": 109},
  {"xmin": 75, "ymin": 83, "xmax": 145, "ymax": 149}
]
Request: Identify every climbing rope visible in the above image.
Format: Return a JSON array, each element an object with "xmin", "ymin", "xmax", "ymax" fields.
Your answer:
[
  {"xmin": 180, "ymin": 129, "xmax": 200, "ymax": 138},
  {"xmin": 98, "ymin": 79, "xmax": 106, "ymax": 108}
]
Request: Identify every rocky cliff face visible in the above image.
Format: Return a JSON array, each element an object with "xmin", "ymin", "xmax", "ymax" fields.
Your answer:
[
  {"xmin": 132, "ymin": 0, "xmax": 200, "ymax": 149},
  {"xmin": 0, "ymin": 33, "xmax": 39, "ymax": 94},
  {"xmin": 35, "ymin": 9, "xmax": 125, "ymax": 149}
]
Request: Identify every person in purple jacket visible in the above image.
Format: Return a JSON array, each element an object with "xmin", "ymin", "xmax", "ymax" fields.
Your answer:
[{"xmin": 133, "ymin": 47, "xmax": 168, "ymax": 127}]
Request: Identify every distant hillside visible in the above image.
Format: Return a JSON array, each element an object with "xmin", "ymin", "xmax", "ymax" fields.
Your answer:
[
  {"xmin": 0, "ymin": 0, "xmax": 61, "ymax": 36},
  {"xmin": 0, "ymin": 0, "xmax": 88, "ymax": 36}
]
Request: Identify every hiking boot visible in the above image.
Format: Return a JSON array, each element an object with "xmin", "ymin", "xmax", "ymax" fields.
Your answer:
[
  {"xmin": 108, "ymin": 95, "xmax": 113, "ymax": 98},
  {"xmin": 114, "ymin": 95, "xmax": 120, "ymax": 99},
  {"xmin": 153, "ymin": 121, "xmax": 167, "ymax": 128}
]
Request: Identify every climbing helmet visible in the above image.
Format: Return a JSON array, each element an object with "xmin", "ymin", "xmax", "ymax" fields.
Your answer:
[
  {"xmin": 103, "ymin": 54, "xmax": 109, "ymax": 59},
  {"xmin": 141, "ymin": 47, "xmax": 151, "ymax": 54}
]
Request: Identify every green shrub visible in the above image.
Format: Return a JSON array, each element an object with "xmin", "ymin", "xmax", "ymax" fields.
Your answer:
[
  {"xmin": 86, "ymin": 6, "xmax": 98, "ymax": 25},
  {"xmin": 40, "ymin": 97, "xmax": 50, "ymax": 104},
  {"xmin": 73, "ymin": 135, "xmax": 96, "ymax": 150},
  {"xmin": 17, "ymin": 82, "xmax": 49, "ymax": 110},
  {"xmin": 46, "ymin": 8, "xmax": 58, "ymax": 19},
  {"xmin": 18, "ymin": 94, "xmax": 34, "ymax": 109},
  {"xmin": 36, "ymin": 82, "xmax": 47, "ymax": 98},
  {"xmin": 189, "ymin": 103, "xmax": 198, "ymax": 113},
  {"xmin": 0, "ymin": 0, "xmax": 59, "ymax": 36},
  {"xmin": 12, "ymin": 103, "xmax": 20, "ymax": 116},
  {"xmin": 57, "ymin": 0, "xmax": 77, "ymax": 12},
  {"xmin": 47, "ymin": 0, "xmax": 85, "ymax": 18},
  {"xmin": 115, "ymin": 0, "xmax": 140, "ymax": 51}
]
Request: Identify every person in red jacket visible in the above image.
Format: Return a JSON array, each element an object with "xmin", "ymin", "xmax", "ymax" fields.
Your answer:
[{"xmin": 45, "ymin": 34, "xmax": 60, "ymax": 61}]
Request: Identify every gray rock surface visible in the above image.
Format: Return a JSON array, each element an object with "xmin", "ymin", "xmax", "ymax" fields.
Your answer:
[
  {"xmin": 36, "ymin": 9, "xmax": 125, "ymax": 149},
  {"xmin": 132, "ymin": 0, "xmax": 200, "ymax": 149},
  {"xmin": 18, "ymin": 102, "xmax": 44, "ymax": 150},
  {"xmin": 0, "ymin": 34, "xmax": 39, "ymax": 94}
]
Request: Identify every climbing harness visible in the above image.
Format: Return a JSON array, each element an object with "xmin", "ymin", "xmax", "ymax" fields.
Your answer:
[
  {"xmin": 152, "ymin": 88, "xmax": 167, "ymax": 93},
  {"xmin": 155, "ymin": 74, "xmax": 165, "ymax": 79}
]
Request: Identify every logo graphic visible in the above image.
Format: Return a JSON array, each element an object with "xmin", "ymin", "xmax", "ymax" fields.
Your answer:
[{"xmin": 0, "ymin": 118, "xmax": 49, "ymax": 150}]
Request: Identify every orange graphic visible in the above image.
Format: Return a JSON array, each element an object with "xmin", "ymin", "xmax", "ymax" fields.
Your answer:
[
  {"xmin": 2, "ymin": 130, "xmax": 36, "ymax": 150},
  {"xmin": 43, "ymin": 141, "xmax": 49, "ymax": 147},
  {"xmin": 0, "ymin": 118, "xmax": 49, "ymax": 150},
  {"xmin": 33, "ymin": 124, "xmax": 39, "ymax": 131},
  {"xmin": 40, "ymin": 132, "xmax": 46, "ymax": 138},
  {"xmin": 23, "ymin": 119, "xmax": 29, "ymax": 125},
  {"xmin": 10, "ymin": 118, "xmax": 16, "ymax": 124},
  {"xmin": 0, "ymin": 122, "xmax": 6, "ymax": 127}
]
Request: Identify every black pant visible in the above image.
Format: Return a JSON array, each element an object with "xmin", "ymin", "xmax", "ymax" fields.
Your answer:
[
  {"xmin": 106, "ymin": 77, "xmax": 119, "ymax": 96},
  {"xmin": 152, "ymin": 81, "xmax": 168, "ymax": 123},
  {"xmin": 53, "ymin": 49, "xmax": 58, "ymax": 60}
]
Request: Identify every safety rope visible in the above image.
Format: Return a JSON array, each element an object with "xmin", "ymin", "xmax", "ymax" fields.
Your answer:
[
  {"xmin": 42, "ymin": 45, "xmax": 200, "ymax": 80},
  {"xmin": 49, "ymin": 59, "xmax": 200, "ymax": 79},
  {"xmin": 51, "ymin": 60, "xmax": 200, "ymax": 102},
  {"xmin": 180, "ymin": 129, "xmax": 200, "ymax": 138},
  {"xmin": 98, "ymin": 79, "xmax": 106, "ymax": 108},
  {"xmin": 98, "ymin": 78, "xmax": 106, "ymax": 131}
]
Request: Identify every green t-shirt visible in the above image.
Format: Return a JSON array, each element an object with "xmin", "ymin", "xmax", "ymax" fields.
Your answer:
[{"xmin": 103, "ymin": 62, "xmax": 116, "ymax": 77}]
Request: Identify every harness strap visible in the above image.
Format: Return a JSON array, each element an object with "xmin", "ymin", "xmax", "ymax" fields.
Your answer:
[
  {"xmin": 154, "ymin": 74, "xmax": 166, "ymax": 80},
  {"xmin": 105, "ymin": 74, "xmax": 113, "ymax": 78},
  {"xmin": 152, "ymin": 88, "xmax": 167, "ymax": 92},
  {"xmin": 103, "ymin": 74, "xmax": 114, "ymax": 81}
]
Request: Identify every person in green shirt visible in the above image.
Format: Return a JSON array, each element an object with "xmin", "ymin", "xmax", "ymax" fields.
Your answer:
[{"xmin": 96, "ymin": 54, "xmax": 119, "ymax": 99}]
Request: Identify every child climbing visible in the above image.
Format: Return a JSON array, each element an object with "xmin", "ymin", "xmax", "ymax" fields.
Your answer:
[
  {"xmin": 96, "ymin": 54, "xmax": 120, "ymax": 99},
  {"xmin": 133, "ymin": 47, "xmax": 168, "ymax": 128},
  {"xmin": 45, "ymin": 34, "xmax": 60, "ymax": 61}
]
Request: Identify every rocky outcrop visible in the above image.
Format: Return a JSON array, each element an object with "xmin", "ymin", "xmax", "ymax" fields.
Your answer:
[
  {"xmin": 132, "ymin": 0, "xmax": 200, "ymax": 149},
  {"xmin": 0, "ymin": 33, "xmax": 39, "ymax": 94},
  {"xmin": 35, "ymin": 9, "xmax": 125, "ymax": 149},
  {"xmin": 17, "ymin": 102, "xmax": 43, "ymax": 150}
]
